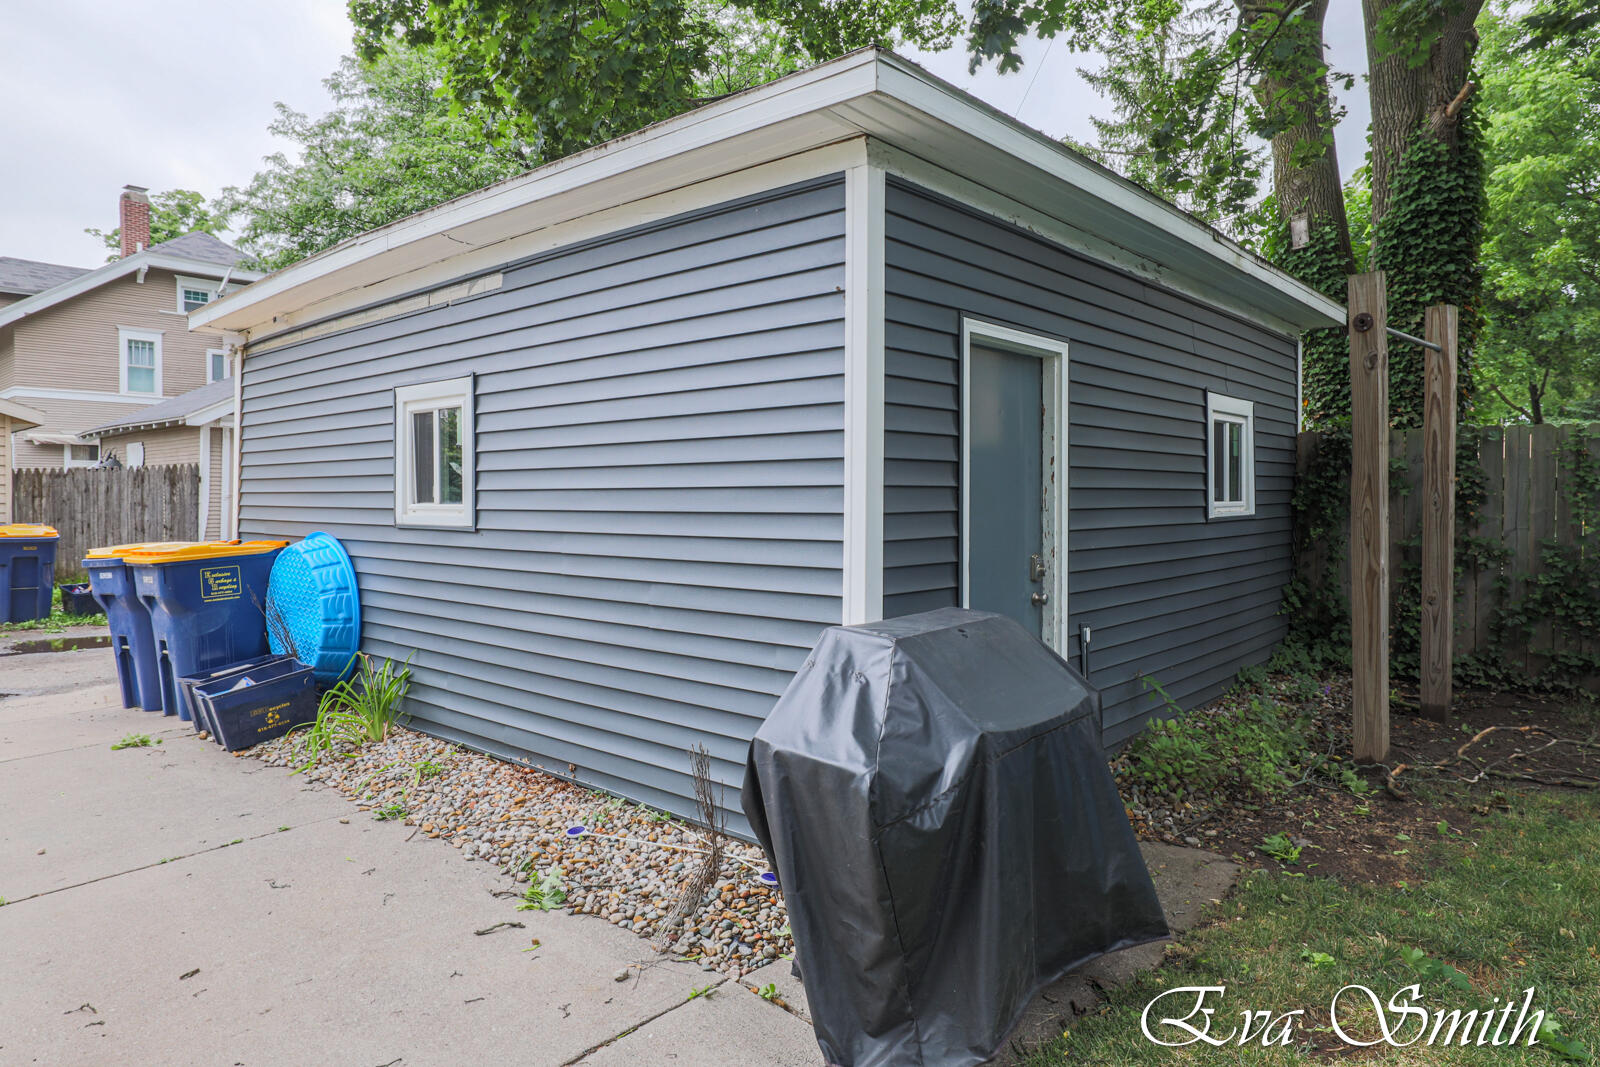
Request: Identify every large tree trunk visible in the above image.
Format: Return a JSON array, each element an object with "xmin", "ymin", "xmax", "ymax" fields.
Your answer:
[
  {"xmin": 1363, "ymin": 0, "xmax": 1485, "ymax": 233},
  {"xmin": 1240, "ymin": 0, "xmax": 1354, "ymax": 271}
]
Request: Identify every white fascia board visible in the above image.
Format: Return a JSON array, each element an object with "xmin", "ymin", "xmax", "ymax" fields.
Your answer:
[
  {"xmin": 190, "ymin": 51, "xmax": 883, "ymax": 336},
  {"xmin": 184, "ymin": 399, "xmax": 235, "ymax": 426},
  {"xmin": 867, "ymin": 59, "xmax": 1345, "ymax": 331},
  {"xmin": 0, "ymin": 252, "xmax": 263, "ymax": 331},
  {"xmin": 194, "ymin": 48, "xmax": 1342, "ymax": 342}
]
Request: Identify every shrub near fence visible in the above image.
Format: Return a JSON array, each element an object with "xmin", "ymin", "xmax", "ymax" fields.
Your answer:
[
  {"xmin": 1295, "ymin": 425, "xmax": 1600, "ymax": 691},
  {"xmin": 12, "ymin": 465, "xmax": 200, "ymax": 579}
]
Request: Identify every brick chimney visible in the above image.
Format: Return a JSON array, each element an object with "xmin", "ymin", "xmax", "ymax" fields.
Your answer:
[{"xmin": 119, "ymin": 185, "xmax": 151, "ymax": 259}]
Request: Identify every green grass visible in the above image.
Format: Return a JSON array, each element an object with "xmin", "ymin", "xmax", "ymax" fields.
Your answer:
[
  {"xmin": 110, "ymin": 733, "xmax": 156, "ymax": 750},
  {"xmin": 0, "ymin": 586, "xmax": 106, "ymax": 633},
  {"xmin": 1022, "ymin": 790, "xmax": 1600, "ymax": 1064}
]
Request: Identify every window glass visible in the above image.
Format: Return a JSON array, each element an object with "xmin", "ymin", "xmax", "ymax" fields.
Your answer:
[
  {"xmin": 209, "ymin": 352, "xmax": 228, "ymax": 382},
  {"xmin": 1226, "ymin": 421, "xmax": 1244, "ymax": 502},
  {"xmin": 1212, "ymin": 420, "xmax": 1227, "ymax": 501},
  {"xmin": 412, "ymin": 410, "xmax": 435, "ymax": 504},
  {"xmin": 438, "ymin": 406, "xmax": 462, "ymax": 504},
  {"xmin": 183, "ymin": 288, "xmax": 211, "ymax": 312},
  {"xmin": 126, "ymin": 339, "xmax": 156, "ymax": 393}
]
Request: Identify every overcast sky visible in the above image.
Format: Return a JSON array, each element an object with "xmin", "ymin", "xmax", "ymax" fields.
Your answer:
[{"xmin": 0, "ymin": 1, "xmax": 1370, "ymax": 269}]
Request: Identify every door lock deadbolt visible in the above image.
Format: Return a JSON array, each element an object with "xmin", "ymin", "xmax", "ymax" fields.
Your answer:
[{"xmin": 1028, "ymin": 554, "xmax": 1046, "ymax": 583}]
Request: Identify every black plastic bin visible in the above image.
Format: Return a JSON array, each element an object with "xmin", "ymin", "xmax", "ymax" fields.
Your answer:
[
  {"xmin": 179, "ymin": 654, "xmax": 281, "ymax": 739},
  {"xmin": 59, "ymin": 583, "xmax": 99, "ymax": 617},
  {"xmin": 190, "ymin": 656, "xmax": 318, "ymax": 752}
]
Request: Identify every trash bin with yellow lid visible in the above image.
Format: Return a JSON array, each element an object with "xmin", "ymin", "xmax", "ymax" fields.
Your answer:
[
  {"xmin": 83, "ymin": 541, "xmax": 212, "ymax": 712},
  {"xmin": 126, "ymin": 541, "xmax": 289, "ymax": 720},
  {"xmin": 0, "ymin": 523, "xmax": 60, "ymax": 623}
]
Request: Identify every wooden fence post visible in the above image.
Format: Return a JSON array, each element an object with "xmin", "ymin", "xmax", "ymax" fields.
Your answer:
[
  {"xmin": 1349, "ymin": 272, "xmax": 1390, "ymax": 762},
  {"xmin": 1420, "ymin": 305, "xmax": 1458, "ymax": 721}
]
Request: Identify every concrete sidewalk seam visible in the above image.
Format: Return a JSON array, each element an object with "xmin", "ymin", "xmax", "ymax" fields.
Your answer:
[
  {"xmin": 562, "ymin": 976, "xmax": 731, "ymax": 1065},
  {"xmin": 1, "ymin": 810, "xmax": 350, "ymax": 907},
  {"xmin": 0, "ymin": 728, "xmax": 192, "ymax": 764}
]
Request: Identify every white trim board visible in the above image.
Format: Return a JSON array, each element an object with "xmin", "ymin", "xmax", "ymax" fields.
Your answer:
[
  {"xmin": 841, "ymin": 162, "xmax": 885, "ymax": 625},
  {"xmin": 0, "ymin": 386, "xmax": 170, "ymax": 406},
  {"xmin": 195, "ymin": 50, "xmax": 1341, "ymax": 344},
  {"xmin": 0, "ymin": 252, "xmax": 261, "ymax": 332},
  {"xmin": 959, "ymin": 319, "xmax": 1070, "ymax": 654}
]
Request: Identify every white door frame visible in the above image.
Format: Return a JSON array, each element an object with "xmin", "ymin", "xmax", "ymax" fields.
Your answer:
[{"xmin": 959, "ymin": 318, "xmax": 1069, "ymax": 653}]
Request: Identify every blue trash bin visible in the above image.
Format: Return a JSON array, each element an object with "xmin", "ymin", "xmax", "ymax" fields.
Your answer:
[
  {"xmin": 0, "ymin": 524, "xmax": 60, "ymax": 623},
  {"xmin": 179, "ymin": 652, "xmax": 280, "ymax": 738},
  {"xmin": 84, "ymin": 542, "xmax": 201, "ymax": 712},
  {"xmin": 125, "ymin": 541, "xmax": 288, "ymax": 720}
]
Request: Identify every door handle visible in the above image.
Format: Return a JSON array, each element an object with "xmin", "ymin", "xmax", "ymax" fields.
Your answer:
[{"xmin": 1031, "ymin": 592, "xmax": 1049, "ymax": 606}]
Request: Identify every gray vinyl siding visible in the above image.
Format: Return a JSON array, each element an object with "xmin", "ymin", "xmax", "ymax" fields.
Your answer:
[
  {"xmin": 238, "ymin": 177, "xmax": 847, "ymax": 823},
  {"xmin": 881, "ymin": 178, "xmax": 1298, "ymax": 745}
]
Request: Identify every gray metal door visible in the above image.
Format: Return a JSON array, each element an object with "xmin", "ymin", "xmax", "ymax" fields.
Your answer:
[{"xmin": 967, "ymin": 343, "xmax": 1044, "ymax": 635}]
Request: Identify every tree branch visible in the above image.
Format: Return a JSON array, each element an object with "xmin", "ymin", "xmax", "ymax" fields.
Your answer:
[{"xmin": 1488, "ymin": 380, "xmax": 1535, "ymax": 422}]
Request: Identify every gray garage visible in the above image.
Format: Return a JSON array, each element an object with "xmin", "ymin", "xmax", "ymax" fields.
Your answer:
[{"xmin": 192, "ymin": 49, "xmax": 1344, "ymax": 823}]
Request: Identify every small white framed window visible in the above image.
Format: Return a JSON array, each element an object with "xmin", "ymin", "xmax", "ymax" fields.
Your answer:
[
  {"xmin": 125, "ymin": 441, "xmax": 146, "ymax": 469},
  {"xmin": 176, "ymin": 276, "xmax": 219, "ymax": 313},
  {"xmin": 1206, "ymin": 392, "xmax": 1255, "ymax": 518},
  {"xmin": 207, "ymin": 348, "xmax": 229, "ymax": 383},
  {"xmin": 64, "ymin": 443, "xmax": 100, "ymax": 469},
  {"xmin": 394, "ymin": 376, "xmax": 475, "ymax": 529},
  {"xmin": 118, "ymin": 326, "xmax": 163, "ymax": 395}
]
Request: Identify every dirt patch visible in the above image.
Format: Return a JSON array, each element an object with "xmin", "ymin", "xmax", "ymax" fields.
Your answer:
[{"xmin": 1122, "ymin": 678, "xmax": 1600, "ymax": 887}]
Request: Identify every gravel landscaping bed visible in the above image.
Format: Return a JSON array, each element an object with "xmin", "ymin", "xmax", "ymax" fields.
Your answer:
[{"xmin": 247, "ymin": 727, "xmax": 792, "ymax": 977}]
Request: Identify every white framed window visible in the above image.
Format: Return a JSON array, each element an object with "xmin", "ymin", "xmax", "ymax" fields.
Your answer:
[
  {"xmin": 207, "ymin": 348, "xmax": 229, "ymax": 383},
  {"xmin": 125, "ymin": 441, "xmax": 146, "ymax": 469},
  {"xmin": 64, "ymin": 443, "xmax": 99, "ymax": 469},
  {"xmin": 1206, "ymin": 392, "xmax": 1255, "ymax": 518},
  {"xmin": 176, "ymin": 276, "xmax": 219, "ymax": 314},
  {"xmin": 118, "ymin": 326, "xmax": 163, "ymax": 395},
  {"xmin": 394, "ymin": 376, "xmax": 474, "ymax": 529}
]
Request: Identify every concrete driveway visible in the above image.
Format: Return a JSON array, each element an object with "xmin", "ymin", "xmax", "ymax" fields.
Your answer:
[
  {"xmin": 0, "ymin": 627, "xmax": 820, "ymax": 1067},
  {"xmin": 0, "ymin": 627, "xmax": 1238, "ymax": 1067}
]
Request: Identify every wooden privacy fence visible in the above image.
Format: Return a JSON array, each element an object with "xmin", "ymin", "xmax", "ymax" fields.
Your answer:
[
  {"xmin": 1298, "ymin": 424, "xmax": 1600, "ymax": 685},
  {"xmin": 13, "ymin": 465, "xmax": 200, "ymax": 578}
]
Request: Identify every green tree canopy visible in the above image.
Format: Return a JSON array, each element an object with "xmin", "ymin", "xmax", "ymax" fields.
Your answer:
[
  {"xmin": 222, "ymin": 41, "xmax": 531, "ymax": 272},
  {"xmin": 84, "ymin": 189, "xmax": 230, "ymax": 262},
  {"xmin": 1472, "ymin": 0, "xmax": 1600, "ymax": 423}
]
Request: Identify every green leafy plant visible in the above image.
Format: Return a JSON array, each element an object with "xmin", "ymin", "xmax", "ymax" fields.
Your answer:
[
  {"xmin": 1393, "ymin": 944, "xmax": 1475, "ymax": 992},
  {"xmin": 373, "ymin": 803, "xmax": 408, "ymax": 822},
  {"xmin": 411, "ymin": 758, "xmax": 444, "ymax": 785},
  {"xmin": 1261, "ymin": 831, "xmax": 1302, "ymax": 865},
  {"xmin": 757, "ymin": 982, "xmax": 779, "ymax": 1000},
  {"xmin": 111, "ymin": 733, "xmax": 154, "ymax": 750},
  {"xmin": 517, "ymin": 867, "xmax": 568, "ymax": 912},
  {"xmin": 295, "ymin": 654, "xmax": 412, "ymax": 769},
  {"xmin": 687, "ymin": 983, "xmax": 717, "ymax": 1001},
  {"xmin": 1298, "ymin": 948, "xmax": 1335, "ymax": 968}
]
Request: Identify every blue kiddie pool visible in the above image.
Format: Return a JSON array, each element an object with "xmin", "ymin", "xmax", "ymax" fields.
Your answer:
[
  {"xmin": 84, "ymin": 541, "xmax": 199, "ymax": 712},
  {"xmin": 125, "ymin": 541, "xmax": 288, "ymax": 719},
  {"xmin": 266, "ymin": 532, "xmax": 361, "ymax": 683}
]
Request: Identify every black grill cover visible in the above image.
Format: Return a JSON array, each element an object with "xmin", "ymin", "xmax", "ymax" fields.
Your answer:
[{"xmin": 742, "ymin": 608, "xmax": 1168, "ymax": 1067}]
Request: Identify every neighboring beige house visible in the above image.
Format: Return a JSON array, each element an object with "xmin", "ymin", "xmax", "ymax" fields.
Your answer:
[
  {"xmin": 80, "ymin": 379, "xmax": 235, "ymax": 540},
  {"xmin": 0, "ymin": 186, "xmax": 261, "ymax": 470}
]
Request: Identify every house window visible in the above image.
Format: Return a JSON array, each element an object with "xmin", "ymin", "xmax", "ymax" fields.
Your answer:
[
  {"xmin": 118, "ymin": 327, "xmax": 162, "ymax": 395},
  {"xmin": 394, "ymin": 376, "xmax": 474, "ymax": 529},
  {"xmin": 1206, "ymin": 393, "xmax": 1255, "ymax": 518},
  {"xmin": 176, "ymin": 276, "xmax": 219, "ymax": 313},
  {"xmin": 208, "ymin": 349, "xmax": 229, "ymax": 383},
  {"xmin": 64, "ymin": 443, "xmax": 99, "ymax": 469}
]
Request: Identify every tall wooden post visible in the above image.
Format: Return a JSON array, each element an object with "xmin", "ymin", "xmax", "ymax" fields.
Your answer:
[
  {"xmin": 1349, "ymin": 272, "xmax": 1390, "ymax": 762},
  {"xmin": 1420, "ymin": 305, "xmax": 1459, "ymax": 721}
]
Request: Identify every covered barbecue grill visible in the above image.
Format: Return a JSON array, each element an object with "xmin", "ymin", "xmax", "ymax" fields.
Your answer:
[{"xmin": 743, "ymin": 608, "xmax": 1168, "ymax": 1067}]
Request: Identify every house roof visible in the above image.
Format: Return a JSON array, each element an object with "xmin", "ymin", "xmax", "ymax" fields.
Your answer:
[
  {"xmin": 80, "ymin": 378, "xmax": 234, "ymax": 438},
  {"xmin": 0, "ymin": 234, "xmax": 263, "ymax": 333},
  {"xmin": 146, "ymin": 231, "xmax": 249, "ymax": 268},
  {"xmin": 0, "ymin": 256, "xmax": 91, "ymax": 297},
  {"xmin": 193, "ymin": 49, "xmax": 1345, "ymax": 342}
]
